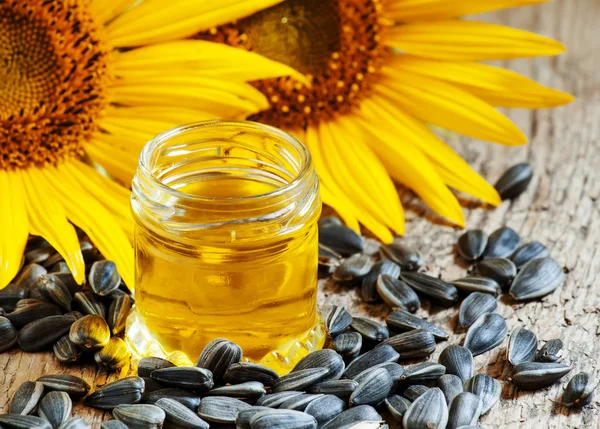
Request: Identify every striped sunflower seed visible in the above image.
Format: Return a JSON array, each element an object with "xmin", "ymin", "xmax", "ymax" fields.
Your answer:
[
  {"xmin": 6, "ymin": 300, "xmax": 62, "ymax": 329},
  {"xmin": 53, "ymin": 272, "xmax": 80, "ymax": 296},
  {"xmin": 53, "ymin": 335, "xmax": 82, "ymax": 364},
  {"xmin": 113, "ymin": 404, "xmax": 165, "ymax": 429},
  {"xmin": 206, "ymin": 381, "xmax": 266, "ymax": 402},
  {"xmin": 142, "ymin": 388, "xmax": 201, "ymax": 411},
  {"xmin": 450, "ymin": 277, "xmax": 501, "ymax": 296},
  {"xmin": 255, "ymin": 391, "xmax": 304, "ymax": 408},
  {"xmin": 155, "ymin": 397, "xmax": 209, "ymax": 429},
  {"xmin": 475, "ymin": 258, "xmax": 516, "ymax": 290},
  {"xmin": 325, "ymin": 305, "xmax": 353, "ymax": 337},
  {"xmin": 89, "ymin": 261, "xmax": 121, "ymax": 296},
  {"xmin": 37, "ymin": 375, "xmax": 91, "ymax": 399},
  {"xmin": 84, "ymin": 376, "xmax": 144, "ymax": 409},
  {"xmin": 352, "ymin": 362, "xmax": 405, "ymax": 392},
  {"xmin": 307, "ymin": 379, "xmax": 358, "ymax": 399},
  {"xmin": 509, "ymin": 257, "xmax": 565, "ymax": 301},
  {"xmin": 403, "ymin": 385, "xmax": 430, "ymax": 402},
  {"xmin": 342, "ymin": 345, "xmax": 399, "ymax": 379},
  {"xmin": 319, "ymin": 223, "xmax": 364, "ymax": 257},
  {"xmin": 0, "ymin": 316, "xmax": 18, "ymax": 352},
  {"xmin": 108, "ymin": 294, "xmax": 131, "ymax": 335},
  {"xmin": 332, "ymin": 332, "xmax": 362, "ymax": 360},
  {"xmin": 100, "ymin": 421, "xmax": 128, "ymax": 429},
  {"xmin": 151, "ymin": 367, "xmax": 214, "ymax": 393},
  {"xmin": 361, "ymin": 260, "xmax": 401, "ymax": 303},
  {"xmin": 38, "ymin": 391, "xmax": 72, "ymax": 429},
  {"xmin": 272, "ymin": 368, "xmax": 329, "ymax": 393},
  {"xmin": 196, "ymin": 338, "xmax": 242, "ymax": 384},
  {"xmin": 483, "ymin": 227, "xmax": 520, "ymax": 259},
  {"xmin": 0, "ymin": 283, "xmax": 27, "ymax": 312},
  {"xmin": 447, "ymin": 392, "xmax": 482, "ymax": 429},
  {"xmin": 400, "ymin": 363, "xmax": 446, "ymax": 385},
  {"xmin": 401, "ymin": 272, "xmax": 458, "ymax": 306},
  {"xmin": 457, "ymin": 230, "xmax": 488, "ymax": 262},
  {"xmin": 9, "ymin": 381, "xmax": 44, "ymax": 415},
  {"xmin": 402, "ymin": 387, "xmax": 448, "ymax": 429},
  {"xmin": 333, "ymin": 254, "xmax": 373, "ymax": 285},
  {"xmin": 510, "ymin": 362, "xmax": 571, "ymax": 390},
  {"xmin": 507, "ymin": 327, "xmax": 538, "ymax": 365},
  {"xmin": 69, "ymin": 314, "xmax": 110, "ymax": 351},
  {"xmin": 458, "ymin": 292, "xmax": 498, "ymax": 329},
  {"xmin": 278, "ymin": 394, "xmax": 324, "ymax": 411},
  {"xmin": 198, "ymin": 396, "xmax": 251, "ymax": 424},
  {"xmin": 494, "ymin": 162, "xmax": 533, "ymax": 200},
  {"xmin": 0, "ymin": 415, "xmax": 52, "ymax": 429},
  {"xmin": 464, "ymin": 313, "xmax": 507, "ymax": 357},
  {"xmin": 384, "ymin": 395, "xmax": 411, "ymax": 422},
  {"xmin": 350, "ymin": 317, "xmax": 389, "ymax": 343},
  {"xmin": 224, "ymin": 362, "xmax": 280, "ymax": 386},
  {"xmin": 380, "ymin": 241, "xmax": 423, "ymax": 271},
  {"xmin": 14, "ymin": 263, "xmax": 47, "ymax": 292},
  {"xmin": 437, "ymin": 374, "xmax": 464, "ymax": 406},
  {"xmin": 563, "ymin": 372, "xmax": 596, "ymax": 407},
  {"xmin": 249, "ymin": 409, "xmax": 318, "ymax": 429},
  {"xmin": 95, "ymin": 337, "xmax": 131, "ymax": 370},
  {"xmin": 382, "ymin": 329, "xmax": 436, "ymax": 359},
  {"xmin": 386, "ymin": 308, "xmax": 448, "ymax": 340},
  {"xmin": 73, "ymin": 291, "xmax": 106, "ymax": 319},
  {"xmin": 142, "ymin": 377, "xmax": 163, "ymax": 394},
  {"xmin": 58, "ymin": 417, "xmax": 91, "ymax": 429},
  {"xmin": 438, "ymin": 345, "xmax": 474, "ymax": 382},
  {"xmin": 19, "ymin": 314, "xmax": 76, "ymax": 352},
  {"xmin": 138, "ymin": 357, "xmax": 176, "ymax": 378},
  {"xmin": 304, "ymin": 395, "xmax": 346, "ymax": 425},
  {"xmin": 37, "ymin": 274, "xmax": 72, "ymax": 311},
  {"xmin": 376, "ymin": 275, "xmax": 420, "ymax": 313},
  {"xmin": 236, "ymin": 406, "xmax": 272, "ymax": 429},
  {"xmin": 510, "ymin": 241, "xmax": 549, "ymax": 269},
  {"xmin": 350, "ymin": 367, "xmax": 393, "ymax": 406},
  {"xmin": 321, "ymin": 405, "xmax": 381, "ymax": 429},
  {"xmin": 464, "ymin": 374, "xmax": 502, "ymax": 415},
  {"xmin": 534, "ymin": 339, "xmax": 563, "ymax": 363},
  {"xmin": 292, "ymin": 349, "xmax": 345, "ymax": 382}
]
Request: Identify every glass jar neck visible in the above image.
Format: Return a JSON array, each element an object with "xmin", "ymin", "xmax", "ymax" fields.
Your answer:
[{"xmin": 131, "ymin": 121, "xmax": 320, "ymax": 243}]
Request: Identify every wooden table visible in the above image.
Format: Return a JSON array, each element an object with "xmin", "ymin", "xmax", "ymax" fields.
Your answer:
[{"xmin": 1, "ymin": 1, "xmax": 598, "ymax": 427}]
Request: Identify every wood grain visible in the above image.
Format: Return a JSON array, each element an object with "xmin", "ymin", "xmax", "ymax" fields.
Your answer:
[{"xmin": 1, "ymin": 1, "xmax": 597, "ymax": 427}]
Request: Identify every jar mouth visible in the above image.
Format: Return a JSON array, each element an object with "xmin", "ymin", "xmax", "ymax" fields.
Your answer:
[{"xmin": 138, "ymin": 120, "xmax": 313, "ymax": 203}]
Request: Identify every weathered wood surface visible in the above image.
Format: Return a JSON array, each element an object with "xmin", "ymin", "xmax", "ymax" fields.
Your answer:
[{"xmin": 0, "ymin": 0, "xmax": 597, "ymax": 427}]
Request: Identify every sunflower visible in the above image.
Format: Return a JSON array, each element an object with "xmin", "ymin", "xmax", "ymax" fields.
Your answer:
[
  {"xmin": 201, "ymin": 0, "xmax": 573, "ymax": 242},
  {"xmin": 0, "ymin": 0, "xmax": 309, "ymax": 288}
]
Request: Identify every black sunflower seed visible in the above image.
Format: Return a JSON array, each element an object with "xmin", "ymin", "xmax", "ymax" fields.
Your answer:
[
  {"xmin": 38, "ymin": 391, "xmax": 72, "ymax": 428},
  {"xmin": 277, "ymin": 393, "xmax": 323, "ymax": 411},
  {"xmin": 447, "ymin": 392, "xmax": 482, "ymax": 429},
  {"xmin": 319, "ymin": 223, "xmax": 364, "ymax": 257},
  {"xmin": 112, "ymin": 404, "xmax": 165, "ymax": 428},
  {"xmin": 333, "ymin": 254, "xmax": 373, "ymax": 285},
  {"xmin": 0, "ymin": 283, "xmax": 28, "ymax": 312},
  {"xmin": 255, "ymin": 391, "xmax": 304, "ymax": 408},
  {"xmin": 457, "ymin": 230, "xmax": 488, "ymax": 262},
  {"xmin": 196, "ymin": 338, "xmax": 242, "ymax": 384},
  {"xmin": 155, "ymin": 397, "xmax": 209, "ymax": 429},
  {"xmin": 271, "ymin": 368, "xmax": 329, "ymax": 393},
  {"xmin": 292, "ymin": 349, "xmax": 345, "ymax": 382},
  {"xmin": 142, "ymin": 388, "xmax": 201, "ymax": 411},
  {"xmin": 342, "ymin": 345, "xmax": 399, "ymax": 379},
  {"xmin": 37, "ymin": 274, "xmax": 72, "ymax": 311},
  {"xmin": 151, "ymin": 367, "xmax": 214, "ymax": 393},
  {"xmin": 450, "ymin": 276, "xmax": 501, "ymax": 296},
  {"xmin": 138, "ymin": 357, "xmax": 176, "ymax": 378},
  {"xmin": 307, "ymin": 379, "xmax": 358, "ymax": 399},
  {"xmin": 483, "ymin": 227, "xmax": 520, "ymax": 259},
  {"xmin": 19, "ymin": 314, "xmax": 76, "ymax": 352},
  {"xmin": 84, "ymin": 376, "xmax": 144, "ymax": 409},
  {"xmin": 69, "ymin": 314, "xmax": 110, "ymax": 351},
  {"xmin": 400, "ymin": 362, "xmax": 446, "ymax": 385},
  {"xmin": 534, "ymin": 339, "xmax": 564, "ymax": 363},
  {"xmin": 464, "ymin": 374, "xmax": 502, "ymax": 415},
  {"xmin": 361, "ymin": 260, "xmax": 401, "ymax": 303},
  {"xmin": 563, "ymin": 372, "xmax": 596, "ymax": 407},
  {"xmin": 402, "ymin": 387, "xmax": 448, "ymax": 429},
  {"xmin": 14, "ymin": 263, "xmax": 48, "ymax": 292},
  {"xmin": 206, "ymin": 381, "xmax": 266, "ymax": 402},
  {"xmin": 325, "ymin": 305, "xmax": 353, "ymax": 337},
  {"xmin": 94, "ymin": 337, "xmax": 131, "ymax": 370},
  {"xmin": 224, "ymin": 362, "xmax": 279, "ymax": 386},
  {"xmin": 332, "ymin": 332, "xmax": 362, "ymax": 360},
  {"xmin": 73, "ymin": 291, "xmax": 106, "ymax": 318},
  {"xmin": 89, "ymin": 260, "xmax": 121, "ymax": 296},
  {"xmin": 437, "ymin": 374, "xmax": 463, "ymax": 406},
  {"xmin": 53, "ymin": 335, "xmax": 82, "ymax": 364},
  {"xmin": 198, "ymin": 396, "xmax": 251, "ymax": 424},
  {"xmin": 0, "ymin": 415, "xmax": 52, "ymax": 429},
  {"xmin": 304, "ymin": 394, "xmax": 347, "ymax": 426},
  {"xmin": 507, "ymin": 326, "xmax": 538, "ymax": 365},
  {"xmin": 376, "ymin": 275, "xmax": 420, "ymax": 313},
  {"xmin": 249, "ymin": 409, "xmax": 318, "ymax": 429},
  {"xmin": 350, "ymin": 367, "xmax": 393, "ymax": 406},
  {"xmin": 0, "ymin": 316, "xmax": 18, "ymax": 352},
  {"xmin": 9, "ymin": 381, "xmax": 44, "ymax": 415},
  {"xmin": 510, "ymin": 362, "xmax": 571, "ymax": 390},
  {"xmin": 350, "ymin": 317, "xmax": 389, "ymax": 344},
  {"xmin": 403, "ymin": 385, "xmax": 430, "ymax": 402},
  {"xmin": 320, "ymin": 405, "xmax": 381, "ymax": 429},
  {"xmin": 37, "ymin": 374, "xmax": 91, "ymax": 399},
  {"xmin": 384, "ymin": 394, "xmax": 411, "ymax": 422},
  {"xmin": 100, "ymin": 420, "xmax": 128, "ymax": 429},
  {"xmin": 438, "ymin": 345, "xmax": 474, "ymax": 382},
  {"xmin": 7, "ymin": 300, "xmax": 62, "ymax": 329},
  {"xmin": 494, "ymin": 162, "xmax": 533, "ymax": 200},
  {"xmin": 509, "ymin": 257, "xmax": 565, "ymax": 301},
  {"xmin": 108, "ymin": 294, "xmax": 131, "ymax": 335},
  {"xmin": 510, "ymin": 241, "xmax": 550, "ymax": 269},
  {"xmin": 386, "ymin": 308, "xmax": 447, "ymax": 340},
  {"xmin": 380, "ymin": 241, "xmax": 423, "ymax": 271},
  {"xmin": 458, "ymin": 292, "xmax": 498, "ymax": 328},
  {"xmin": 383, "ymin": 329, "xmax": 436, "ymax": 359},
  {"xmin": 401, "ymin": 272, "xmax": 459, "ymax": 306},
  {"xmin": 475, "ymin": 258, "xmax": 516, "ymax": 290},
  {"xmin": 464, "ymin": 313, "xmax": 507, "ymax": 357}
]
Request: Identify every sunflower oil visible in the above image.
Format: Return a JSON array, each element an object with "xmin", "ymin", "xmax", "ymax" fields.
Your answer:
[{"xmin": 128, "ymin": 121, "xmax": 325, "ymax": 373}]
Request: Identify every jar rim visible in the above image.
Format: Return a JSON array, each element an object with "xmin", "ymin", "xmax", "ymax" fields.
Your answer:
[{"xmin": 138, "ymin": 120, "xmax": 313, "ymax": 203}]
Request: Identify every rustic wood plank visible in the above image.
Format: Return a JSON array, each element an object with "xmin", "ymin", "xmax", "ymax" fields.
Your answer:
[{"xmin": 0, "ymin": 0, "xmax": 596, "ymax": 427}]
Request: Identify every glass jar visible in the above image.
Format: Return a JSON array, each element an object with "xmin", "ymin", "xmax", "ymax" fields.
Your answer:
[{"xmin": 128, "ymin": 120, "xmax": 325, "ymax": 372}]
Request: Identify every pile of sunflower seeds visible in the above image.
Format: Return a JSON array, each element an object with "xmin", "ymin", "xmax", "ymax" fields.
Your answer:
[{"xmin": 0, "ymin": 235, "xmax": 133, "ymax": 371}]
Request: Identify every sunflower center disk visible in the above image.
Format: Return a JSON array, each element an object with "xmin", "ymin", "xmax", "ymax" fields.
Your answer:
[
  {"xmin": 204, "ymin": 0, "xmax": 386, "ymax": 129},
  {"xmin": 0, "ymin": 1, "xmax": 110, "ymax": 169}
]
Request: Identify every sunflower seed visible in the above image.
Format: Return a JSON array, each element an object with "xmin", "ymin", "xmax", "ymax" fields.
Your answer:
[
  {"xmin": 350, "ymin": 368, "xmax": 393, "ymax": 406},
  {"xmin": 224, "ymin": 362, "xmax": 280, "ymax": 386},
  {"xmin": 206, "ymin": 381, "xmax": 266, "ymax": 402},
  {"xmin": 307, "ymin": 379, "xmax": 358, "ymax": 399},
  {"xmin": 447, "ymin": 392, "xmax": 482, "ymax": 429},
  {"xmin": 319, "ymin": 216, "xmax": 342, "ymax": 229},
  {"xmin": 342, "ymin": 345, "xmax": 399, "ymax": 379},
  {"xmin": 304, "ymin": 394, "xmax": 346, "ymax": 425},
  {"xmin": 319, "ymin": 244, "xmax": 342, "ymax": 276},
  {"xmin": 14, "ymin": 263, "xmax": 48, "ymax": 291},
  {"xmin": 37, "ymin": 375, "xmax": 91, "ymax": 399},
  {"xmin": 458, "ymin": 292, "xmax": 498, "ymax": 328},
  {"xmin": 384, "ymin": 395, "xmax": 411, "ymax": 422},
  {"xmin": 438, "ymin": 345, "xmax": 474, "ymax": 382},
  {"xmin": 535, "ymin": 339, "xmax": 564, "ymax": 363},
  {"xmin": 494, "ymin": 162, "xmax": 533, "ymax": 200},
  {"xmin": 196, "ymin": 338, "xmax": 242, "ymax": 384},
  {"xmin": 142, "ymin": 377, "xmax": 164, "ymax": 394},
  {"xmin": 108, "ymin": 294, "xmax": 131, "ymax": 335},
  {"xmin": 198, "ymin": 396, "xmax": 251, "ymax": 424},
  {"xmin": 236, "ymin": 406, "xmax": 272, "ymax": 429},
  {"xmin": 333, "ymin": 254, "xmax": 373, "ymax": 284},
  {"xmin": 400, "ymin": 363, "xmax": 446, "ymax": 385},
  {"xmin": 380, "ymin": 241, "xmax": 423, "ymax": 271},
  {"xmin": 249, "ymin": 409, "xmax": 318, "ymax": 429},
  {"xmin": 73, "ymin": 291, "xmax": 106, "ymax": 318},
  {"xmin": 0, "ymin": 414, "xmax": 52, "ymax": 429},
  {"xmin": 450, "ymin": 277, "xmax": 501, "ymax": 296},
  {"xmin": 95, "ymin": 337, "xmax": 131, "ymax": 370},
  {"xmin": 113, "ymin": 404, "xmax": 165, "ymax": 429},
  {"xmin": 69, "ymin": 314, "xmax": 110, "ymax": 351},
  {"xmin": 351, "ymin": 362, "xmax": 405, "ymax": 393},
  {"xmin": 376, "ymin": 275, "xmax": 420, "ymax": 313},
  {"xmin": 58, "ymin": 417, "xmax": 91, "ymax": 429},
  {"xmin": 321, "ymin": 405, "xmax": 381, "ymax": 429},
  {"xmin": 89, "ymin": 261, "xmax": 121, "ymax": 296},
  {"xmin": 100, "ymin": 421, "xmax": 128, "ymax": 429},
  {"xmin": 362, "ymin": 261, "xmax": 401, "ymax": 303},
  {"xmin": 510, "ymin": 362, "xmax": 571, "ymax": 390},
  {"xmin": 333, "ymin": 332, "xmax": 362, "ymax": 360},
  {"xmin": 0, "ymin": 283, "xmax": 27, "ymax": 312},
  {"xmin": 385, "ymin": 308, "xmax": 448, "ymax": 340},
  {"xmin": 19, "ymin": 314, "xmax": 76, "ymax": 352},
  {"xmin": 272, "ymin": 367, "xmax": 329, "ymax": 393},
  {"xmin": 510, "ymin": 241, "xmax": 550, "ymax": 269},
  {"xmin": 84, "ymin": 376, "xmax": 144, "ymax": 409},
  {"xmin": 142, "ymin": 388, "xmax": 201, "ymax": 410},
  {"xmin": 138, "ymin": 357, "xmax": 176, "ymax": 378},
  {"xmin": 402, "ymin": 387, "xmax": 448, "ymax": 429},
  {"xmin": 457, "ymin": 230, "xmax": 488, "ymax": 262},
  {"xmin": 49, "ymin": 261, "xmax": 69, "ymax": 274},
  {"xmin": 53, "ymin": 272, "xmax": 80, "ymax": 296},
  {"xmin": 403, "ymin": 385, "xmax": 430, "ymax": 402},
  {"xmin": 464, "ymin": 313, "xmax": 507, "ymax": 356},
  {"xmin": 463, "ymin": 374, "xmax": 501, "ymax": 415},
  {"xmin": 37, "ymin": 274, "xmax": 72, "ymax": 311},
  {"xmin": 475, "ymin": 258, "xmax": 516, "ymax": 289},
  {"xmin": 278, "ymin": 393, "xmax": 324, "ymax": 411},
  {"xmin": 9, "ymin": 381, "xmax": 44, "ymax": 415},
  {"xmin": 437, "ymin": 374, "xmax": 464, "ymax": 406},
  {"xmin": 509, "ymin": 257, "xmax": 565, "ymax": 301},
  {"xmin": 563, "ymin": 372, "xmax": 596, "ymax": 407},
  {"xmin": 255, "ymin": 391, "xmax": 304, "ymax": 407},
  {"xmin": 0, "ymin": 316, "xmax": 18, "ymax": 352},
  {"xmin": 155, "ymin": 397, "xmax": 209, "ymax": 428},
  {"xmin": 325, "ymin": 305, "xmax": 353, "ymax": 336},
  {"xmin": 292, "ymin": 349, "xmax": 345, "ymax": 382},
  {"xmin": 53, "ymin": 335, "xmax": 82, "ymax": 364},
  {"xmin": 38, "ymin": 391, "xmax": 72, "ymax": 428},
  {"xmin": 382, "ymin": 329, "xmax": 436, "ymax": 359},
  {"xmin": 319, "ymin": 224, "xmax": 364, "ymax": 256},
  {"xmin": 26, "ymin": 246, "xmax": 54, "ymax": 265},
  {"xmin": 151, "ymin": 367, "xmax": 214, "ymax": 392},
  {"xmin": 350, "ymin": 317, "xmax": 389, "ymax": 343},
  {"xmin": 483, "ymin": 227, "xmax": 520, "ymax": 259},
  {"xmin": 401, "ymin": 272, "xmax": 458, "ymax": 306},
  {"xmin": 7, "ymin": 300, "xmax": 62, "ymax": 329},
  {"xmin": 507, "ymin": 327, "xmax": 537, "ymax": 365}
]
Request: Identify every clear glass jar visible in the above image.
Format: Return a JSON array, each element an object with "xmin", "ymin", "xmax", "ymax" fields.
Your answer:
[{"xmin": 127, "ymin": 120, "xmax": 325, "ymax": 372}]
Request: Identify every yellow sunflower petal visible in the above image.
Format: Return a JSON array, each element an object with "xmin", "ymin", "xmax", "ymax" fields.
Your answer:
[
  {"xmin": 361, "ymin": 95, "xmax": 501, "ymax": 206},
  {"xmin": 0, "ymin": 170, "xmax": 29, "ymax": 288},
  {"xmin": 106, "ymin": 0, "xmax": 283, "ymax": 47},
  {"xmin": 319, "ymin": 183, "xmax": 360, "ymax": 233},
  {"xmin": 379, "ymin": 67, "xmax": 527, "ymax": 145},
  {"xmin": 92, "ymin": 0, "xmax": 136, "ymax": 24},
  {"xmin": 352, "ymin": 115, "xmax": 465, "ymax": 227},
  {"xmin": 103, "ymin": 106, "xmax": 219, "ymax": 130},
  {"xmin": 86, "ymin": 139, "xmax": 139, "ymax": 186},
  {"xmin": 384, "ymin": 0, "xmax": 548, "ymax": 22},
  {"xmin": 114, "ymin": 40, "xmax": 308, "ymax": 84},
  {"xmin": 19, "ymin": 167, "xmax": 85, "ymax": 284},
  {"xmin": 42, "ymin": 165, "xmax": 134, "ymax": 289},
  {"xmin": 387, "ymin": 56, "xmax": 574, "ymax": 108},
  {"xmin": 385, "ymin": 20, "xmax": 565, "ymax": 61}
]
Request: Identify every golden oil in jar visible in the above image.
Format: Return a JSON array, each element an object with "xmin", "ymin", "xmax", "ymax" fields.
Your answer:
[{"xmin": 128, "ymin": 121, "xmax": 325, "ymax": 373}]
